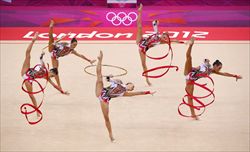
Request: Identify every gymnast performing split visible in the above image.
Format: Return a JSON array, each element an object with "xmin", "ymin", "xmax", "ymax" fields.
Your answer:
[
  {"xmin": 184, "ymin": 37, "xmax": 242, "ymax": 120},
  {"xmin": 95, "ymin": 51, "xmax": 156, "ymax": 142},
  {"xmin": 136, "ymin": 3, "xmax": 182, "ymax": 86},
  {"xmin": 21, "ymin": 32, "xmax": 69, "ymax": 117},
  {"xmin": 48, "ymin": 20, "xmax": 96, "ymax": 93}
]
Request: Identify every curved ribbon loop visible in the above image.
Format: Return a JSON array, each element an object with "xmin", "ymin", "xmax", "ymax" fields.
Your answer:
[
  {"xmin": 20, "ymin": 63, "xmax": 49, "ymax": 125},
  {"xmin": 178, "ymin": 74, "xmax": 215, "ymax": 117},
  {"xmin": 142, "ymin": 34, "xmax": 179, "ymax": 78}
]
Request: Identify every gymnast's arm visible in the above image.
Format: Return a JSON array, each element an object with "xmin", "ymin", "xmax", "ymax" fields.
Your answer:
[
  {"xmin": 161, "ymin": 32, "xmax": 183, "ymax": 44},
  {"xmin": 123, "ymin": 91, "xmax": 156, "ymax": 97},
  {"xmin": 212, "ymin": 71, "xmax": 242, "ymax": 80},
  {"xmin": 171, "ymin": 39, "xmax": 184, "ymax": 44},
  {"xmin": 71, "ymin": 50, "xmax": 96, "ymax": 64},
  {"xmin": 47, "ymin": 78, "xmax": 70, "ymax": 95}
]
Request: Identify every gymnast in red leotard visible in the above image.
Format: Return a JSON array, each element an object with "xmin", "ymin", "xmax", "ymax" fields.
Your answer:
[
  {"xmin": 184, "ymin": 37, "xmax": 242, "ymax": 120},
  {"xmin": 21, "ymin": 32, "xmax": 70, "ymax": 117},
  {"xmin": 136, "ymin": 3, "xmax": 182, "ymax": 86},
  {"xmin": 95, "ymin": 51, "xmax": 156, "ymax": 142},
  {"xmin": 48, "ymin": 20, "xmax": 96, "ymax": 93}
]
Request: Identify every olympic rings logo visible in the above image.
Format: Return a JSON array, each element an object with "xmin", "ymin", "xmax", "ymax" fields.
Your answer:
[{"xmin": 106, "ymin": 12, "xmax": 138, "ymax": 26}]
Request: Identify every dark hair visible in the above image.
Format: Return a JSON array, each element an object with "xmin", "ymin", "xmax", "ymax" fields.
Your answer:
[
  {"xmin": 71, "ymin": 38, "xmax": 77, "ymax": 44},
  {"xmin": 126, "ymin": 82, "xmax": 134, "ymax": 90},
  {"xmin": 213, "ymin": 60, "xmax": 222, "ymax": 66},
  {"xmin": 126, "ymin": 82, "xmax": 134, "ymax": 85},
  {"xmin": 50, "ymin": 68, "xmax": 58, "ymax": 75}
]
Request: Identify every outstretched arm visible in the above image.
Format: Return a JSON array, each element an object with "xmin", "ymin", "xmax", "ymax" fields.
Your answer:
[
  {"xmin": 71, "ymin": 50, "xmax": 96, "ymax": 64},
  {"xmin": 162, "ymin": 32, "xmax": 183, "ymax": 44},
  {"xmin": 123, "ymin": 91, "xmax": 156, "ymax": 97},
  {"xmin": 171, "ymin": 39, "xmax": 184, "ymax": 44},
  {"xmin": 213, "ymin": 71, "xmax": 242, "ymax": 81}
]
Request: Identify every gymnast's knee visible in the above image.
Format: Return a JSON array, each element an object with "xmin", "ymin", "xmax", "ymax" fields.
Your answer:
[
  {"xmin": 104, "ymin": 115, "xmax": 110, "ymax": 122},
  {"xmin": 96, "ymin": 79, "xmax": 103, "ymax": 85},
  {"xmin": 186, "ymin": 56, "xmax": 192, "ymax": 61},
  {"xmin": 141, "ymin": 63, "xmax": 147, "ymax": 69}
]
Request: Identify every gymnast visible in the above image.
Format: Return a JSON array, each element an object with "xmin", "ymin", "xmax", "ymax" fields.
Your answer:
[
  {"xmin": 95, "ymin": 51, "xmax": 156, "ymax": 142},
  {"xmin": 183, "ymin": 37, "xmax": 242, "ymax": 120}
]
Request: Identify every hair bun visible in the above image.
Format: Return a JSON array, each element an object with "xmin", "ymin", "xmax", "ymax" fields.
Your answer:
[
  {"xmin": 71, "ymin": 38, "xmax": 77, "ymax": 43},
  {"xmin": 213, "ymin": 59, "xmax": 222, "ymax": 66}
]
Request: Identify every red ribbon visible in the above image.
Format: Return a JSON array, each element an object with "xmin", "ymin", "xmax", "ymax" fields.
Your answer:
[
  {"xmin": 141, "ymin": 34, "xmax": 179, "ymax": 78},
  {"xmin": 178, "ymin": 74, "xmax": 215, "ymax": 117},
  {"xmin": 20, "ymin": 64, "xmax": 49, "ymax": 125}
]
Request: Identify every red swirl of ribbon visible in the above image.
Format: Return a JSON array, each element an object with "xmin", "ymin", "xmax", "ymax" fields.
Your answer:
[
  {"xmin": 178, "ymin": 74, "xmax": 215, "ymax": 117},
  {"xmin": 141, "ymin": 34, "xmax": 179, "ymax": 78},
  {"xmin": 20, "ymin": 64, "xmax": 49, "ymax": 125}
]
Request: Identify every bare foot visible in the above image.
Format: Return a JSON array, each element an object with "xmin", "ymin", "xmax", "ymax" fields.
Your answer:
[
  {"xmin": 138, "ymin": 3, "xmax": 143, "ymax": 12},
  {"xmin": 98, "ymin": 51, "xmax": 103, "ymax": 61},
  {"xmin": 152, "ymin": 20, "xmax": 159, "ymax": 26},
  {"xmin": 32, "ymin": 32, "xmax": 39, "ymax": 41},
  {"xmin": 192, "ymin": 115, "xmax": 199, "ymax": 120},
  {"xmin": 188, "ymin": 37, "xmax": 195, "ymax": 46},
  {"xmin": 110, "ymin": 136, "xmax": 115, "ymax": 143},
  {"xmin": 50, "ymin": 20, "xmax": 54, "ymax": 27}
]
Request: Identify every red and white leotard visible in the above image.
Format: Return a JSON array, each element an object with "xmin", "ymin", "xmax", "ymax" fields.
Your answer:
[
  {"xmin": 138, "ymin": 21, "xmax": 168, "ymax": 52},
  {"xmin": 186, "ymin": 63, "xmax": 212, "ymax": 81},
  {"xmin": 51, "ymin": 42, "xmax": 74, "ymax": 59},
  {"xmin": 99, "ymin": 79, "xmax": 127, "ymax": 103},
  {"xmin": 138, "ymin": 33, "xmax": 161, "ymax": 52},
  {"xmin": 23, "ymin": 65, "xmax": 47, "ymax": 83}
]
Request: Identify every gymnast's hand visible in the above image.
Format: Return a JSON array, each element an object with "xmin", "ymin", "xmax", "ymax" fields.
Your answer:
[
  {"xmin": 62, "ymin": 90, "xmax": 70, "ymax": 95},
  {"xmin": 41, "ymin": 51, "xmax": 45, "ymax": 56},
  {"xmin": 90, "ymin": 59, "xmax": 96, "ymax": 65},
  {"xmin": 235, "ymin": 75, "xmax": 242, "ymax": 81},
  {"xmin": 108, "ymin": 74, "xmax": 114, "ymax": 78},
  {"xmin": 150, "ymin": 91, "xmax": 156, "ymax": 96}
]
